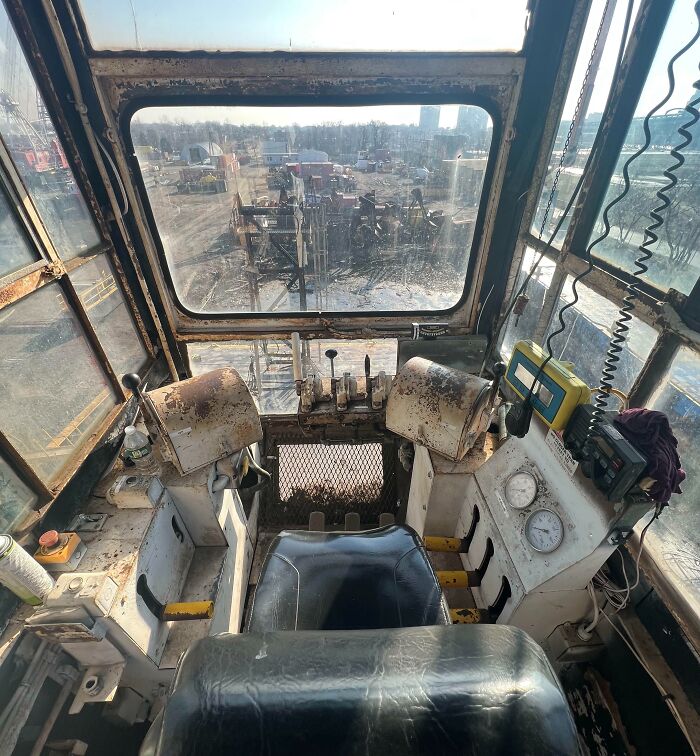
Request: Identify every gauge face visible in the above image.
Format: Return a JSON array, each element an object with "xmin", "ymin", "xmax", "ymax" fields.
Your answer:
[
  {"xmin": 504, "ymin": 471, "xmax": 538, "ymax": 510},
  {"xmin": 525, "ymin": 509, "xmax": 564, "ymax": 553}
]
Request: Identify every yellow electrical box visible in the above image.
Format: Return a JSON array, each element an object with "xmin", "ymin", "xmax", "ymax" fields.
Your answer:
[
  {"xmin": 34, "ymin": 531, "xmax": 82, "ymax": 565},
  {"xmin": 504, "ymin": 340, "xmax": 591, "ymax": 431}
]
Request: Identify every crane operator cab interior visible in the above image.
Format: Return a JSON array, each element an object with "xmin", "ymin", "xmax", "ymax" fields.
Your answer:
[{"xmin": 0, "ymin": 0, "xmax": 698, "ymax": 754}]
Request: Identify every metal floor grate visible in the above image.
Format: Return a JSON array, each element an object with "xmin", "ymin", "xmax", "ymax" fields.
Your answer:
[{"xmin": 263, "ymin": 442, "xmax": 397, "ymax": 528}]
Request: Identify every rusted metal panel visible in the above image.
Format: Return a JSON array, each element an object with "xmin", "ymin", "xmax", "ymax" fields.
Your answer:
[
  {"xmin": 0, "ymin": 266, "xmax": 59, "ymax": 311},
  {"xmin": 386, "ymin": 357, "xmax": 493, "ymax": 461},
  {"xmin": 146, "ymin": 367, "xmax": 263, "ymax": 475},
  {"xmin": 90, "ymin": 53, "xmax": 523, "ymax": 104}
]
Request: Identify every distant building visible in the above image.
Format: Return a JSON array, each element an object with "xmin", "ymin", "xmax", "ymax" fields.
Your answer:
[
  {"xmin": 298, "ymin": 149, "xmax": 329, "ymax": 164},
  {"xmin": 456, "ymin": 106, "xmax": 488, "ymax": 135},
  {"xmin": 261, "ymin": 139, "xmax": 291, "ymax": 166},
  {"xmin": 180, "ymin": 142, "xmax": 223, "ymax": 164},
  {"xmin": 419, "ymin": 106, "xmax": 441, "ymax": 133}
]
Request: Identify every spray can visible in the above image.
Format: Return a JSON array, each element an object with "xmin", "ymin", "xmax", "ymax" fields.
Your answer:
[{"xmin": 0, "ymin": 535, "xmax": 54, "ymax": 606}]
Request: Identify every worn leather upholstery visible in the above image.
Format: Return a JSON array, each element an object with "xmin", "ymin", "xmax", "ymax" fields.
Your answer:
[
  {"xmin": 140, "ymin": 625, "xmax": 581, "ymax": 755},
  {"xmin": 247, "ymin": 524, "xmax": 451, "ymax": 631}
]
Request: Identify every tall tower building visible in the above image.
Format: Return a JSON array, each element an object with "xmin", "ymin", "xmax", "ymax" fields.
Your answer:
[{"xmin": 419, "ymin": 105, "xmax": 440, "ymax": 133}]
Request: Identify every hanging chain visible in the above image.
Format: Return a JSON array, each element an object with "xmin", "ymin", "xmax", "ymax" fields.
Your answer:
[{"xmin": 537, "ymin": 0, "xmax": 612, "ymax": 240}]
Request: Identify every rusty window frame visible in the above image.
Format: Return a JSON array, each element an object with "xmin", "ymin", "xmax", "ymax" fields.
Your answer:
[
  {"xmin": 0, "ymin": 7, "xmax": 157, "ymax": 525},
  {"xmin": 78, "ymin": 50, "xmax": 525, "ymax": 341}
]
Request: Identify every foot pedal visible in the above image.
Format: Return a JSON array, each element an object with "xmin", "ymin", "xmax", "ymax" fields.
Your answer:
[
  {"xmin": 308, "ymin": 511, "xmax": 325, "ymax": 531},
  {"xmin": 424, "ymin": 536, "xmax": 469, "ymax": 553},
  {"xmin": 436, "ymin": 570, "xmax": 481, "ymax": 588},
  {"xmin": 344, "ymin": 512, "xmax": 361, "ymax": 531},
  {"xmin": 379, "ymin": 513, "xmax": 395, "ymax": 527},
  {"xmin": 450, "ymin": 608, "xmax": 490, "ymax": 624}
]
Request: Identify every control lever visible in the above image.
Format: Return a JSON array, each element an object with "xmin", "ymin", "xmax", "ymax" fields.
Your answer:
[
  {"xmin": 364, "ymin": 354, "xmax": 371, "ymax": 397},
  {"xmin": 122, "ymin": 373, "xmax": 143, "ymax": 399},
  {"xmin": 137, "ymin": 574, "xmax": 213, "ymax": 622},
  {"xmin": 325, "ymin": 349, "xmax": 337, "ymax": 378},
  {"xmin": 488, "ymin": 361, "xmax": 506, "ymax": 407}
]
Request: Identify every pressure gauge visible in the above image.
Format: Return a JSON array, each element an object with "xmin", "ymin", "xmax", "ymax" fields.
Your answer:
[
  {"xmin": 504, "ymin": 471, "xmax": 538, "ymax": 510},
  {"xmin": 524, "ymin": 509, "xmax": 564, "ymax": 553}
]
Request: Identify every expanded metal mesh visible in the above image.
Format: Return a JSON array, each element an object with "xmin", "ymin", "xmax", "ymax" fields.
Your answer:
[{"xmin": 263, "ymin": 442, "xmax": 397, "ymax": 528}]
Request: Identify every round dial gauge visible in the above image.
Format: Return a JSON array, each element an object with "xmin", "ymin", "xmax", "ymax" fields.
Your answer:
[
  {"xmin": 525, "ymin": 509, "xmax": 564, "ymax": 553},
  {"xmin": 504, "ymin": 471, "xmax": 538, "ymax": 510}
]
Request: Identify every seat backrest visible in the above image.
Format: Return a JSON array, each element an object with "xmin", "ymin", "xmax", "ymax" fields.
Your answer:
[
  {"xmin": 247, "ymin": 525, "xmax": 450, "ymax": 631},
  {"xmin": 140, "ymin": 625, "xmax": 581, "ymax": 756}
]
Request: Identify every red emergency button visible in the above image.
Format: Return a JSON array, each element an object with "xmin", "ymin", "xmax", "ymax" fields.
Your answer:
[{"xmin": 38, "ymin": 530, "xmax": 60, "ymax": 548}]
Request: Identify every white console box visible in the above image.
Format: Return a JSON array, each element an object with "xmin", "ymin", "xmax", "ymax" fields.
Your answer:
[{"xmin": 407, "ymin": 420, "xmax": 651, "ymax": 645}]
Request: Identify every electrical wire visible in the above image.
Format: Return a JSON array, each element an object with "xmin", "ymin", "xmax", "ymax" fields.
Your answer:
[
  {"xmin": 585, "ymin": 505, "xmax": 660, "ymax": 630},
  {"xmin": 96, "ymin": 135, "xmax": 129, "ymax": 216},
  {"xmin": 582, "ymin": 4, "xmax": 700, "ymax": 447},
  {"xmin": 476, "ymin": 284, "xmax": 495, "ymax": 334}
]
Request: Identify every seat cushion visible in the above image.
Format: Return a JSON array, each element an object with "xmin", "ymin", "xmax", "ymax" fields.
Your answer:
[
  {"xmin": 247, "ymin": 524, "xmax": 450, "ymax": 631},
  {"xmin": 141, "ymin": 625, "xmax": 581, "ymax": 756}
]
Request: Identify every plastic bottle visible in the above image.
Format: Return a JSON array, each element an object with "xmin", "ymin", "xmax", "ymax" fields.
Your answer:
[
  {"xmin": 123, "ymin": 425, "xmax": 161, "ymax": 476},
  {"xmin": 0, "ymin": 535, "xmax": 54, "ymax": 605}
]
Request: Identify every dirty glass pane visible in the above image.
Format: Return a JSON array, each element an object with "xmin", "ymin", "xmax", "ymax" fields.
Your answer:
[
  {"xmin": 645, "ymin": 347, "xmax": 699, "ymax": 602},
  {"xmin": 544, "ymin": 276, "xmax": 657, "ymax": 395},
  {"xmin": 132, "ymin": 104, "xmax": 493, "ymax": 314},
  {"xmin": 78, "ymin": 0, "xmax": 527, "ymax": 52},
  {"xmin": 590, "ymin": 0, "xmax": 700, "ymax": 293},
  {"xmin": 500, "ymin": 247, "xmax": 557, "ymax": 359},
  {"xmin": 0, "ymin": 182, "xmax": 38, "ymax": 278},
  {"xmin": 0, "ymin": 284, "xmax": 117, "ymax": 483},
  {"xmin": 69, "ymin": 255, "xmax": 148, "ymax": 378},
  {"xmin": 0, "ymin": 2, "xmax": 101, "ymax": 260},
  {"xmin": 188, "ymin": 338, "xmax": 397, "ymax": 415},
  {"xmin": 0, "ymin": 455, "xmax": 37, "ymax": 533},
  {"xmin": 531, "ymin": 0, "xmax": 640, "ymax": 246}
]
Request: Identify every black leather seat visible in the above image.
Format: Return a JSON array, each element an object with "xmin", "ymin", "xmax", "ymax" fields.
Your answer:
[
  {"xmin": 247, "ymin": 525, "xmax": 450, "ymax": 631},
  {"xmin": 140, "ymin": 625, "xmax": 581, "ymax": 755}
]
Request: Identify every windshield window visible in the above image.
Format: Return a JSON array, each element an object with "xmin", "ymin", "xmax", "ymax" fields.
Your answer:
[
  {"xmin": 78, "ymin": 0, "xmax": 527, "ymax": 52},
  {"xmin": 132, "ymin": 104, "xmax": 493, "ymax": 314}
]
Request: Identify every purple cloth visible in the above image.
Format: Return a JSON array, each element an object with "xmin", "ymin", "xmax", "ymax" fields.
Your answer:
[{"xmin": 613, "ymin": 408, "xmax": 686, "ymax": 504}]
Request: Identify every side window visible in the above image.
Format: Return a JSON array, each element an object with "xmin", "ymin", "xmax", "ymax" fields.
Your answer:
[{"xmin": 0, "ymin": 0, "xmax": 151, "ymax": 529}]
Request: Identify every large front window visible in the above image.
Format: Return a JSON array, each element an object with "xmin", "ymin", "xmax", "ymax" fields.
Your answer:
[{"xmin": 131, "ymin": 104, "xmax": 493, "ymax": 314}]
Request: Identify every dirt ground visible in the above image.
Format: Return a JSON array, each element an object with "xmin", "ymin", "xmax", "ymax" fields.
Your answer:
[{"xmin": 141, "ymin": 161, "xmax": 478, "ymax": 314}]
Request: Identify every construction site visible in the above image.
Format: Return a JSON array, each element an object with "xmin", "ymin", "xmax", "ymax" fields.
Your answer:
[{"xmin": 134, "ymin": 108, "xmax": 492, "ymax": 317}]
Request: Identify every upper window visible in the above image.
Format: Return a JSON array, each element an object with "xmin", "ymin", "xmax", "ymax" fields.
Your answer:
[
  {"xmin": 132, "ymin": 104, "xmax": 493, "ymax": 314},
  {"xmin": 0, "ymin": 2, "xmax": 102, "ymax": 259},
  {"xmin": 78, "ymin": 0, "xmax": 527, "ymax": 52},
  {"xmin": 531, "ymin": 0, "xmax": 641, "ymax": 247},
  {"xmin": 590, "ymin": 0, "xmax": 700, "ymax": 295}
]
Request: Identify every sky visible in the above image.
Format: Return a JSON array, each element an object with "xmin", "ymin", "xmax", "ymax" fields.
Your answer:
[{"xmin": 78, "ymin": 0, "xmax": 529, "ymax": 53}]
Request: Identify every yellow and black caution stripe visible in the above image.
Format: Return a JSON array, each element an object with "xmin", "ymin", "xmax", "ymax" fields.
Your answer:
[
  {"xmin": 436, "ymin": 570, "xmax": 481, "ymax": 588},
  {"xmin": 423, "ymin": 536, "xmax": 469, "ymax": 554},
  {"xmin": 449, "ymin": 608, "xmax": 490, "ymax": 624}
]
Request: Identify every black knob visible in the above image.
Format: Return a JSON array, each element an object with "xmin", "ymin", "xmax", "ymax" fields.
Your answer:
[
  {"xmin": 325, "ymin": 349, "xmax": 337, "ymax": 378},
  {"xmin": 122, "ymin": 373, "xmax": 142, "ymax": 395},
  {"xmin": 492, "ymin": 361, "xmax": 506, "ymax": 379}
]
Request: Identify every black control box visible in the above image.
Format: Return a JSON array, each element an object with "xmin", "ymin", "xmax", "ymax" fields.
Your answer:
[{"xmin": 564, "ymin": 404, "xmax": 647, "ymax": 502}]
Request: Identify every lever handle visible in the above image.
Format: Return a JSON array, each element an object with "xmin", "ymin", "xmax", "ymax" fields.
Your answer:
[
  {"xmin": 325, "ymin": 349, "xmax": 337, "ymax": 378},
  {"xmin": 488, "ymin": 361, "xmax": 506, "ymax": 406},
  {"xmin": 122, "ymin": 373, "xmax": 143, "ymax": 397}
]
